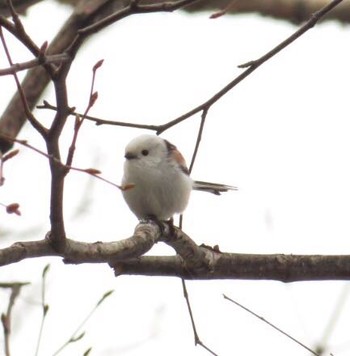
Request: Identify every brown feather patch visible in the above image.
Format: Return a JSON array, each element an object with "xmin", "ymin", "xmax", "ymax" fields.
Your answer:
[{"xmin": 164, "ymin": 139, "xmax": 189, "ymax": 175}]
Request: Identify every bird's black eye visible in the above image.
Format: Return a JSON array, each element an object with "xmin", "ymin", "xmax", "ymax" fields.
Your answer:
[{"xmin": 141, "ymin": 149, "xmax": 149, "ymax": 156}]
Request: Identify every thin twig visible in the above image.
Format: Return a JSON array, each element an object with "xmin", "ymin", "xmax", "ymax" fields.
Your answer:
[
  {"xmin": 0, "ymin": 134, "xmax": 122, "ymax": 190},
  {"xmin": 223, "ymin": 294, "xmax": 321, "ymax": 356},
  {"xmin": 3, "ymin": 0, "xmax": 56, "ymax": 77},
  {"xmin": 1, "ymin": 282, "xmax": 30, "ymax": 356},
  {"xmin": 0, "ymin": 54, "xmax": 70, "ymax": 76},
  {"xmin": 77, "ymin": 0, "xmax": 198, "ymax": 36},
  {"xmin": 181, "ymin": 279, "xmax": 218, "ymax": 356},
  {"xmin": 35, "ymin": 264, "xmax": 50, "ymax": 356},
  {"xmin": 36, "ymin": 101, "xmax": 161, "ymax": 131},
  {"xmin": 179, "ymin": 106, "xmax": 217, "ymax": 355},
  {"xmin": 238, "ymin": 0, "xmax": 344, "ymax": 68},
  {"xmin": 0, "ymin": 1, "xmax": 42, "ymax": 59},
  {"xmin": 0, "ymin": 26, "xmax": 48, "ymax": 138},
  {"xmin": 188, "ymin": 108, "xmax": 208, "ymax": 174},
  {"xmin": 52, "ymin": 290, "xmax": 113, "ymax": 355},
  {"xmin": 66, "ymin": 60, "xmax": 103, "ymax": 167},
  {"xmin": 314, "ymin": 284, "xmax": 350, "ymax": 354}
]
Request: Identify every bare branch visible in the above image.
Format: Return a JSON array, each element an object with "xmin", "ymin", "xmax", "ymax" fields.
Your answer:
[
  {"xmin": 1, "ymin": 220, "xmax": 350, "ymax": 282},
  {"xmin": 0, "ymin": 26, "xmax": 48, "ymax": 137},
  {"xmin": 40, "ymin": 0, "xmax": 342, "ymax": 137},
  {"xmin": 65, "ymin": 60, "xmax": 103, "ymax": 167},
  {"xmin": 0, "ymin": 0, "xmax": 44, "ymax": 17},
  {"xmin": 223, "ymin": 294, "xmax": 320, "ymax": 356},
  {"xmin": 37, "ymin": 101, "xmax": 160, "ymax": 131},
  {"xmin": 0, "ymin": 133, "xmax": 122, "ymax": 190},
  {"xmin": 181, "ymin": 279, "xmax": 218, "ymax": 355},
  {"xmin": 113, "ymin": 251, "xmax": 350, "ymax": 282},
  {"xmin": 0, "ymin": 222, "xmax": 162, "ymax": 266},
  {"xmin": 184, "ymin": 0, "xmax": 350, "ymax": 24},
  {"xmin": 2, "ymin": 0, "xmax": 350, "ymax": 24},
  {"xmin": 0, "ymin": 0, "xmax": 111, "ymax": 153},
  {"xmin": 0, "ymin": 54, "xmax": 70, "ymax": 76},
  {"xmin": 156, "ymin": 0, "xmax": 344, "ymax": 134},
  {"xmin": 1, "ymin": 282, "xmax": 30, "ymax": 356},
  {"xmin": 188, "ymin": 108, "xmax": 208, "ymax": 174},
  {"xmin": 77, "ymin": 0, "xmax": 200, "ymax": 36},
  {"xmin": 52, "ymin": 289, "xmax": 113, "ymax": 356},
  {"xmin": 34, "ymin": 264, "xmax": 50, "ymax": 356},
  {"xmin": 238, "ymin": 0, "xmax": 344, "ymax": 68},
  {"xmin": 0, "ymin": 8, "xmax": 43, "ymax": 61}
]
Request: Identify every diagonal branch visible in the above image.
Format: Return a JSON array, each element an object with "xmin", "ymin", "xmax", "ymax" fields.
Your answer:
[
  {"xmin": 156, "ymin": 0, "xmax": 344, "ymax": 134},
  {"xmin": 0, "ymin": 25, "xmax": 48, "ymax": 137}
]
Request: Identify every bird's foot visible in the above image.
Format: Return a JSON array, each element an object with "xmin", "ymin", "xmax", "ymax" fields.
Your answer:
[{"xmin": 139, "ymin": 215, "xmax": 165, "ymax": 235}]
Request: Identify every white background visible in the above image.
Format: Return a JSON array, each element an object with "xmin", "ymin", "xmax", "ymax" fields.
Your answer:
[{"xmin": 1, "ymin": 1, "xmax": 350, "ymax": 355}]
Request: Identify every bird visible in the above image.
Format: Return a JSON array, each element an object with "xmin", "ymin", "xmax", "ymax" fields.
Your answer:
[{"xmin": 121, "ymin": 134, "xmax": 236, "ymax": 221}]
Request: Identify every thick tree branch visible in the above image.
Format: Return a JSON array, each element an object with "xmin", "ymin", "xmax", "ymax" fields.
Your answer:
[
  {"xmin": 77, "ymin": 0, "xmax": 199, "ymax": 36},
  {"xmin": 185, "ymin": 0, "xmax": 350, "ymax": 24},
  {"xmin": 1, "ymin": 222, "xmax": 350, "ymax": 282},
  {"xmin": 2, "ymin": 0, "xmax": 350, "ymax": 24},
  {"xmin": 114, "ymin": 253, "xmax": 350, "ymax": 282},
  {"xmin": 0, "ymin": 0, "xmax": 45, "ymax": 17},
  {"xmin": 0, "ymin": 222, "xmax": 162, "ymax": 266}
]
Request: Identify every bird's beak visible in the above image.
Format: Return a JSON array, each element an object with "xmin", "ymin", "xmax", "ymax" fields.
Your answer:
[{"xmin": 125, "ymin": 152, "xmax": 137, "ymax": 160}]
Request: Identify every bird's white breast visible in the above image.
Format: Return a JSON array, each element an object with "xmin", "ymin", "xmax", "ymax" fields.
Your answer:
[{"xmin": 122, "ymin": 157, "xmax": 192, "ymax": 220}]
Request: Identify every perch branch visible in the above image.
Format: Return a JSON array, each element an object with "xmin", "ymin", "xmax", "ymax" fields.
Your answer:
[
  {"xmin": 113, "ymin": 252, "xmax": 350, "ymax": 282},
  {"xmin": 1, "ymin": 221, "xmax": 350, "ymax": 282}
]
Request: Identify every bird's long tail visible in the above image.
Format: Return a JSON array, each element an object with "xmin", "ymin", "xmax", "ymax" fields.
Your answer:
[{"xmin": 193, "ymin": 180, "xmax": 237, "ymax": 195}]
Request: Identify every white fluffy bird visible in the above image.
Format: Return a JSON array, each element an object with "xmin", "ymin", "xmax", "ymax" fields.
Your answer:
[{"xmin": 122, "ymin": 134, "xmax": 236, "ymax": 221}]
